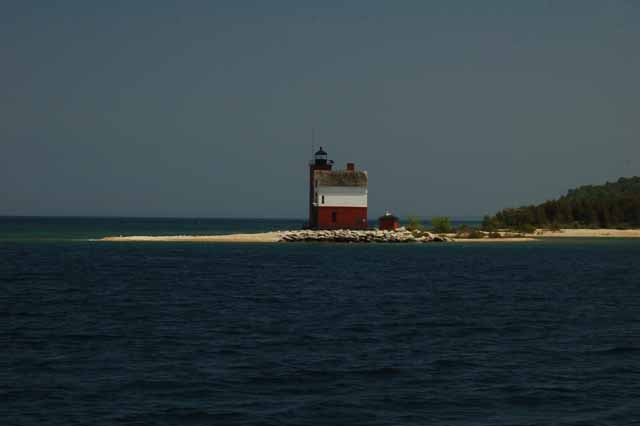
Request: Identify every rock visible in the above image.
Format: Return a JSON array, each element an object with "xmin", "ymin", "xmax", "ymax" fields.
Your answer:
[{"xmin": 278, "ymin": 229, "xmax": 451, "ymax": 243}]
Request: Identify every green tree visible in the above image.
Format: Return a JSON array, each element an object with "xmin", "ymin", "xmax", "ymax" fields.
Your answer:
[
  {"xmin": 610, "ymin": 202, "xmax": 623, "ymax": 226},
  {"xmin": 431, "ymin": 216, "xmax": 452, "ymax": 234},
  {"xmin": 598, "ymin": 203, "xmax": 611, "ymax": 228},
  {"xmin": 517, "ymin": 223, "xmax": 537, "ymax": 234},
  {"xmin": 632, "ymin": 199, "xmax": 640, "ymax": 226},
  {"xmin": 584, "ymin": 204, "xmax": 598, "ymax": 226},
  {"xmin": 558, "ymin": 200, "xmax": 573, "ymax": 224},
  {"xmin": 456, "ymin": 224, "xmax": 470, "ymax": 237},
  {"xmin": 483, "ymin": 176, "xmax": 640, "ymax": 230},
  {"xmin": 535, "ymin": 205, "xmax": 548, "ymax": 226},
  {"xmin": 406, "ymin": 216, "xmax": 423, "ymax": 232},
  {"xmin": 482, "ymin": 215, "xmax": 500, "ymax": 231}
]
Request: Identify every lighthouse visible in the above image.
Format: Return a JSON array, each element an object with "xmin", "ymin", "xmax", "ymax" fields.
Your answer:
[{"xmin": 308, "ymin": 147, "xmax": 368, "ymax": 229}]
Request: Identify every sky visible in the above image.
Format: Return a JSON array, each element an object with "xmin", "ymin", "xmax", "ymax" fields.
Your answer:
[{"xmin": 1, "ymin": 1, "xmax": 639, "ymax": 218}]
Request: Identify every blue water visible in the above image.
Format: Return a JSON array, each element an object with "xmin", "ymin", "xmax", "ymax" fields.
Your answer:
[{"xmin": 2, "ymin": 217, "xmax": 640, "ymax": 425}]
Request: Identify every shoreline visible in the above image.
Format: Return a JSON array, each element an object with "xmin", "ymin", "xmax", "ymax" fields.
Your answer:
[
  {"xmin": 452, "ymin": 237, "xmax": 538, "ymax": 242},
  {"xmin": 533, "ymin": 229, "xmax": 640, "ymax": 238},
  {"xmin": 100, "ymin": 232, "xmax": 282, "ymax": 243},
  {"xmin": 99, "ymin": 228, "xmax": 640, "ymax": 243}
]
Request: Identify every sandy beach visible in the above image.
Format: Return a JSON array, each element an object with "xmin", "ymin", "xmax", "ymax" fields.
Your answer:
[
  {"xmin": 452, "ymin": 237, "xmax": 537, "ymax": 242},
  {"xmin": 100, "ymin": 233, "xmax": 533, "ymax": 243},
  {"xmin": 451, "ymin": 228, "xmax": 640, "ymax": 242},
  {"xmin": 534, "ymin": 229, "xmax": 640, "ymax": 238},
  {"xmin": 100, "ymin": 232, "xmax": 282, "ymax": 243},
  {"xmin": 99, "ymin": 228, "xmax": 640, "ymax": 243}
]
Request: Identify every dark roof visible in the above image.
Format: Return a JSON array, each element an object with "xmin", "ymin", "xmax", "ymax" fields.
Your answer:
[
  {"xmin": 378, "ymin": 213, "xmax": 399, "ymax": 221},
  {"xmin": 315, "ymin": 147, "xmax": 327, "ymax": 156},
  {"xmin": 314, "ymin": 170, "xmax": 368, "ymax": 187}
]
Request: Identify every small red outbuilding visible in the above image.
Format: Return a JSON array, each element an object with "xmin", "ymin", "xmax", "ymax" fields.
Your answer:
[{"xmin": 378, "ymin": 212, "xmax": 400, "ymax": 231}]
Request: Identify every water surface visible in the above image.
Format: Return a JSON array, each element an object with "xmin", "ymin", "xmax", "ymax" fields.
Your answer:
[{"xmin": 2, "ymin": 218, "xmax": 639, "ymax": 425}]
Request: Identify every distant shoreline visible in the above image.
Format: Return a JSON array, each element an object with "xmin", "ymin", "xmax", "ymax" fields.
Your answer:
[{"xmin": 99, "ymin": 228, "xmax": 640, "ymax": 243}]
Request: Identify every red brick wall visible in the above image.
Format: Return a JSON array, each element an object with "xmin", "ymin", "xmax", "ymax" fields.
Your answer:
[{"xmin": 317, "ymin": 206, "xmax": 368, "ymax": 229}]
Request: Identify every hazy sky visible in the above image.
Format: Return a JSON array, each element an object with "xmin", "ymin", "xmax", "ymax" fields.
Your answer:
[{"xmin": 2, "ymin": 1, "xmax": 639, "ymax": 218}]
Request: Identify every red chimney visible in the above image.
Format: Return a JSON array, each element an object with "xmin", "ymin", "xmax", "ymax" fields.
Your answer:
[{"xmin": 346, "ymin": 163, "xmax": 355, "ymax": 171}]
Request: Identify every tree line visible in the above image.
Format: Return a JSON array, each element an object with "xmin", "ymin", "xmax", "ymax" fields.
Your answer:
[{"xmin": 483, "ymin": 177, "xmax": 640, "ymax": 231}]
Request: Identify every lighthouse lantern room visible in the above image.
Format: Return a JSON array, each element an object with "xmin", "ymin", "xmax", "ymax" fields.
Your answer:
[{"xmin": 308, "ymin": 147, "xmax": 368, "ymax": 229}]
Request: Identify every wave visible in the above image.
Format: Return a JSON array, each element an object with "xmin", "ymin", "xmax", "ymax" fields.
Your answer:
[{"xmin": 590, "ymin": 345, "xmax": 640, "ymax": 354}]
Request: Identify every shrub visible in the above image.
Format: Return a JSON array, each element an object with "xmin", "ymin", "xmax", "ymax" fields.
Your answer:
[
  {"xmin": 431, "ymin": 216, "xmax": 452, "ymax": 234},
  {"xmin": 481, "ymin": 215, "xmax": 500, "ymax": 231},
  {"xmin": 456, "ymin": 224, "xmax": 470, "ymax": 235},
  {"xmin": 517, "ymin": 223, "xmax": 537, "ymax": 234},
  {"xmin": 406, "ymin": 216, "xmax": 423, "ymax": 232},
  {"xmin": 468, "ymin": 229, "xmax": 485, "ymax": 239}
]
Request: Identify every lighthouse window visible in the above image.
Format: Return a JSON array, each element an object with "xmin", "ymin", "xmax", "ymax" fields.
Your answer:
[
  {"xmin": 332, "ymin": 211, "xmax": 337, "ymax": 223},
  {"xmin": 315, "ymin": 180, "xmax": 318, "ymax": 188},
  {"xmin": 321, "ymin": 195, "xmax": 325, "ymax": 204}
]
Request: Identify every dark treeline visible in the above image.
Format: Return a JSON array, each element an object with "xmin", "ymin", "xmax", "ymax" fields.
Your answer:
[{"xmin": 483, "ymin": 177, "xmax": 640, "ymax": 230}]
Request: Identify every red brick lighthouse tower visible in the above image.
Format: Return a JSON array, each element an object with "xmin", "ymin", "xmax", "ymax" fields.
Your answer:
[{"xmin": 308, "ymin": 147, "xmax": 368, "ymax": 229}]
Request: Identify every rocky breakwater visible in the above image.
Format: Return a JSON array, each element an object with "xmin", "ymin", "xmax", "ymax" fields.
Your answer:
[{"xmin": 279, "ymin": 229, "xmax": 452, "ymax": 243}]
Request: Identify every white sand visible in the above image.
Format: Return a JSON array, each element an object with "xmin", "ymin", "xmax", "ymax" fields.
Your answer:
[
  {"xmin": 534, "ymin": 229, "xmax": 640, "ymax": 238},
  {"xmin": 100, "ymin": 232, "xmax": 282, "ymax": 243},
  {"xmin": 452, "ymin": 237, "xmax": 537, "ymax": 243}
]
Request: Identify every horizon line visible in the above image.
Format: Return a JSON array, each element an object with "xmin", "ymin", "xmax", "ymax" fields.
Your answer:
[{"xmin": 0, "ymin": 214, "xmax": 485, "ymax": 221}]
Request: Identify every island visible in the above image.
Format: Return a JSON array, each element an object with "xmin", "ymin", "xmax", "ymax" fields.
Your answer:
[{"xmin": 101, "ymin": 177, "xmax": 640, "ymax": 243}]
